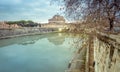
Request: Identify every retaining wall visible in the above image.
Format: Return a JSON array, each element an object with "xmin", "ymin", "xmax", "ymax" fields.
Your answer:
[
  {"xmin": 0, "ymin": 27, "xmax": 57, "ymax": 39},
  {"xmin": 94, "ymin": 35, "xmax": 120, "ymax": 72}
]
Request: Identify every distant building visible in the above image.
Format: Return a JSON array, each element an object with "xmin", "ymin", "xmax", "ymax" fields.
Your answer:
[
  {"xmin": 0, "ymin": 21, "xmax": 20, "ymax": 29},
  {"xmin": 41, "ymin": 15, "xmax": 68, "ymax": 28},
  {"xmin": 10, "ymin": 24, "xmax": 20, "ymax": 28},
  {"xmin": 0, "ymin": 21, "xmax": 9, "ymax": 29},
  {"xmin": 48, "ymin": 15, "xmax": 65, "ymax": 24},
  {"xmin": 41, "ymin": 23, "xmax": 69, "ymax": 28}
]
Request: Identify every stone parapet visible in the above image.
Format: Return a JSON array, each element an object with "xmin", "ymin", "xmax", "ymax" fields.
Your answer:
[{"xmin": 94, "ymin": 33, "xmax": 120, "ymax": 72}]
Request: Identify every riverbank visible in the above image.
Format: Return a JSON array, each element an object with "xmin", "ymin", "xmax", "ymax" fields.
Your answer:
[
  {"xmin": 65, "ymin": 34, "xmax": 89, "ymax": 72},
  {"xmin": 0, "ymin": 27, "xmax": 58, "ymax": 39},
  {"xmin": 65, "ymin": 28, "xmax": 120, "ymax": 72}
]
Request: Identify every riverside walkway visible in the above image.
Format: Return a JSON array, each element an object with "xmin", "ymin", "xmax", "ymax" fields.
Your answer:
[{"xmin": 65, "ymin": 30, "xmax": 120, "ymax": 72}]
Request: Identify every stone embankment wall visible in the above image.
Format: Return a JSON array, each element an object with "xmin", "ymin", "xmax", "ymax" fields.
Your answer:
[
  {"xmin": 94, "ymin": 34, "xmax": 120, "ymax": 72},
  {"xmin": 0, "ymin": 27, "xmax": 57, "ymax": 39},
  {"xmin": 65, "ymin": 32, "xmax": 120, "ymax": 72}
]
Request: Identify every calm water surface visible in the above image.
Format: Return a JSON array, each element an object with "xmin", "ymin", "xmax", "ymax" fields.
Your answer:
[{"xmin": 0, "ymin": 33, "xmax": 81, "ymax": 72}]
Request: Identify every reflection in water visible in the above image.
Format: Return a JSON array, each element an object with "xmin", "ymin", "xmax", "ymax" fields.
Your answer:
[
  {"xmin": 0, "ymin": 33, "xmax": 79, "ymax": 47},
  {"xmin": 47, "ymin": 33, "xmax": 65, "ymax": 45},
  {"xmin": 20, "ymin": 40, "xmax": 37, "ymax": 45},
  {"xmin": 0, "ymin": 33, "xmax": 83, "ymax": 72},
  {"xmin": 0, "ymin": 35, "xmax": 44, "ymax": 47}
]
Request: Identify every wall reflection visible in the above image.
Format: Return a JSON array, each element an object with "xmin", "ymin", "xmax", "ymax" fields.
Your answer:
[{"xmin": 0, "ymin": 35, "xmax": 44, "ymax": 47}]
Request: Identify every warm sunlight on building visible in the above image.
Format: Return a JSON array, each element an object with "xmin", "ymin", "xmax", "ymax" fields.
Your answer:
[
  {"xmin": 58, "ymin": 28, "xmax": 63, "ymax": 32},
  {"xmin": 48, "ymin": 14, "xmax": 65, "ymax": 24}
]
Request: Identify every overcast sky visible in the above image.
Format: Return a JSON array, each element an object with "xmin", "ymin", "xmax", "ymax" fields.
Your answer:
[{"xmin": 0, "ymin": 0, "xmax": 62, "ymax": 23}]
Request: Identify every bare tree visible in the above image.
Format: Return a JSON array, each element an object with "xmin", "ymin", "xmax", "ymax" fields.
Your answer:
[{"xmin": 52, "ymin": 0, "xmax": 120, "ymax": 30}]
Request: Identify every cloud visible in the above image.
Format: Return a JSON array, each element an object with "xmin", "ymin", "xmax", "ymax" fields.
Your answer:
[{"xmin": 0, "ymin": 0, "xmax": 61, "ymax": 23}]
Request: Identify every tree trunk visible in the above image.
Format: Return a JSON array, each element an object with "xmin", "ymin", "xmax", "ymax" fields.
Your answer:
[{"xmin": 109, "ymin": 18, "xmax": 114, "ymax": 30}]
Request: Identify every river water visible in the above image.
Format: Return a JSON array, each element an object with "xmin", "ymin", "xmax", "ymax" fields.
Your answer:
[{"xmin": 0, "ymin": 33, "xmax": 82, "ymax": 72}]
